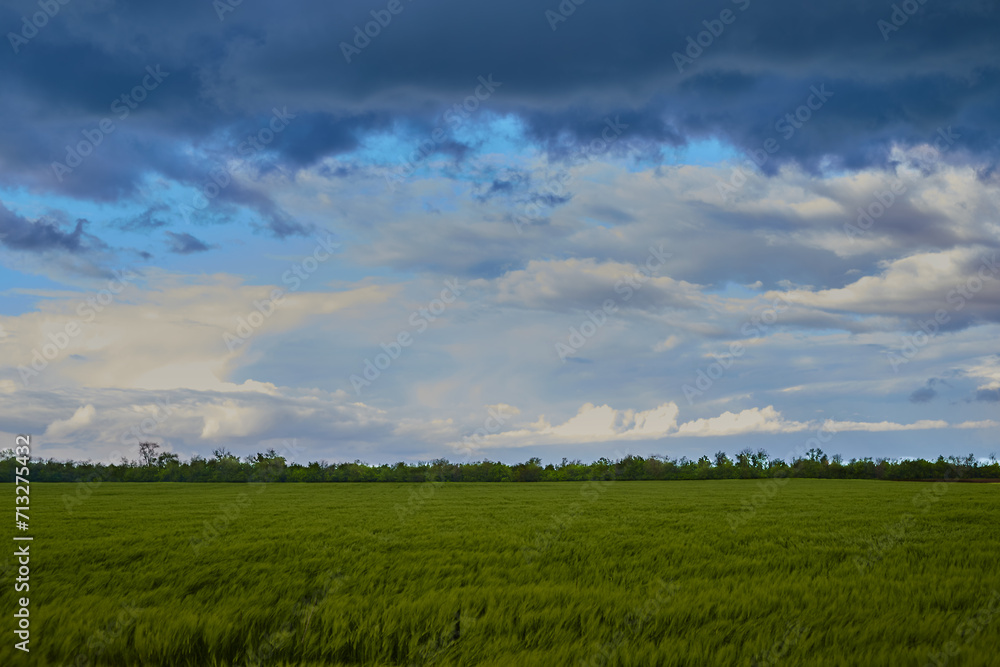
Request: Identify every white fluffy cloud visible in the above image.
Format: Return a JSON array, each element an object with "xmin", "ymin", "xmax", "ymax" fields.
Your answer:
[
  {"xmin": 674, "ymin": 406, "xmax": 808, "ymax": 437},
  {"xmin": 448, "ymin": 401, "xmax": 993, "ymax": 451},
  {"xmin": 43, "ymin": 404, "xmax": 96, "ymax": 439},
  {"xmin": 2, "ymin": 270, "xmax": 391, "ymax": 392},
  {"xmin": 772, "ymin": 247, "xmax": 1000, "ymax": 318},
  {"xmin": 964, "ymin": 356, "xmax": 1000, "ymax": 391}
]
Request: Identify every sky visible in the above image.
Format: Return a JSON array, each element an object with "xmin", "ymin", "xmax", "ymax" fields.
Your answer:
[{"xmin": 1, "ymin": 0, "xmax": 998, "ymax": 466}]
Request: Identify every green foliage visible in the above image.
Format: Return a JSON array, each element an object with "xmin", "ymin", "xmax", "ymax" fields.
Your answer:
[
  {"xmin": 2, "ymin": 481, "xmax": 998, "ymax": 666},
  {"xmin": 3, "ymin": 448, "xmax": 999, "ymax": 484}
]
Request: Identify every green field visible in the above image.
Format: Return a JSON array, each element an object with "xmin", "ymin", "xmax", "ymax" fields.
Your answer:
[{"xmin": 3, "ymin": 480, "xmax": 999, "ymax": 666}]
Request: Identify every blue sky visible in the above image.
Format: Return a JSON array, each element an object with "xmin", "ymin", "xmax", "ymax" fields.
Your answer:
[{"xmin": 1, "ymin": 0, "xmax": 999, "ymax": 464}]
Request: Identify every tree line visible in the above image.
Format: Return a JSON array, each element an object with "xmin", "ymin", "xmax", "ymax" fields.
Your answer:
[{"xmin": 3, "ymin": 443, "xmax": 999, "ymax": 483}]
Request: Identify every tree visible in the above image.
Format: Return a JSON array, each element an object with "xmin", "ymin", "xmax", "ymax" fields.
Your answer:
[
  {"xmin": 696, "ymin": 456, "xmax": 712, "ymax": 479},
  {"xmin": 211, "ymin": 447, "xmax": 243, "ymax": 482},
  {"xmin": 514, "ymin": 457, "xmax": 543, "ymax": 482},
  {"xmin": 752, "ymin": 449, "xmax": 769, "ymax": 470},
  {"xmin": 736, "ymin": 448, "xmax": 754, "ymax": 476},
  {"xmin": 248, "ymin": 448, "xmax": 288, "ymax": 482},
  {"xmin": 138, "ymin": 442, "xmax": 160, "ymax": 467},
  {"xmin": 157, "ymin": 452, "xmax": 180, "ymax": 467}
]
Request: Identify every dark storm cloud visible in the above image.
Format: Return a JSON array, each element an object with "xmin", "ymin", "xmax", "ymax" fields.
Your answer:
[
  {"xmin": 215, "ymin": 0, "xmax": 1000, "ymax": 172},
  {"xmin": 267, "ymin": 111, "xmax": 389, "ymax": 168},
  {"xmin": 3, "ymin": 0, "xmax": 998, "ymax": 183},
  {"xmin": 0, "ymin": 0, "xmax": 997, "ymax": 252}
]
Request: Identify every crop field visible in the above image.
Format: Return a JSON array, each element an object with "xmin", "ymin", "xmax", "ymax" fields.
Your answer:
[{"xmin": 3, "ymin": 480, "xmax": 999, "ymax": 666}]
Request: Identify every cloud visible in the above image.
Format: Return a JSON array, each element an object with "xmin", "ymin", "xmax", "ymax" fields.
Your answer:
[
  {"xmin": 954, "ymin": 420, "xmax": 1000, "ymax": 429},
  {"xmin": 654, "ymin": 335, "xmax": 681, "ymax": 352},
  {"xmin": 772, "ymin": 247, "xmax": 1000, "ymax": 331},
  {"xmin": 486, "ymin": 257, "xmax": 698, "ymax": 313},
  {"xmin": 456, "ymin": 402, "xmax": 681, "ymax": 449},
  {"xmin": 299, "ymin": 152, "xmax": 1000, "ymax": 300},
  {"xmin": 964, "ymin": 356, "xmax": 1000, "ymax": 390},
  {"xmin": 909, "ymin": 379, "xmax": 939, "ymax": 403},
  {"xmin": 674, "ymin": 406, "xmax": 808, "ymax": 437},
  {"xmin": 0, "ymin": 203, "xmax": 101, "ymax": 254},
  {"xmin": 2, "ymin": 270, "xmax": 391, "ymax": 392},
  {"xmin": 548, "ymin": 402, "xmax": 681, "ymax": 440},
  {"xmin": 12, "ymin": 384, "xmax": 409, "ymax": 464},
  {"xmin": 453, "ymin": 400, "xmax": 999, "ymax": 450},
  {"xmin": 165, "ymin": 231, "xmax": 213, "ymax": 254},
  {"xmin": 821, "ymin": 419, "xmax": 950, "ymax": 433},
  {"xmin": 975, "ymin": 388, "xmax": 1000, "ymax": 402},
  {"xmin": 113, "ymin": 204, "xmax": 170, "ymax": 231},
  {"xmin": 3, "ymin": 0, "xmax": 1000, "ymax": 245},
  {"xmin": 44, "ymin": 404, "xmax": 96, "ymax": 439}
]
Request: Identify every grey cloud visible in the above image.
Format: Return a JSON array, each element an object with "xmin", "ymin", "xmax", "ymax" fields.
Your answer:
[
  {"xmin": 0, "ymin": 203, "xmax": 102, "ymax": 254},
  {"xmin": 975, "ymin": 388, "xmax": 1000, "ymax": 402},
  {"xmin": 165, "ymin": 232, "xmax": 214, "ymax": 254}
]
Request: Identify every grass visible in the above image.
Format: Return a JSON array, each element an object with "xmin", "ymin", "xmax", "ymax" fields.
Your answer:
[{"xmin": 2, "ymin": 480, "xmax": 999, "ymax": 666}]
